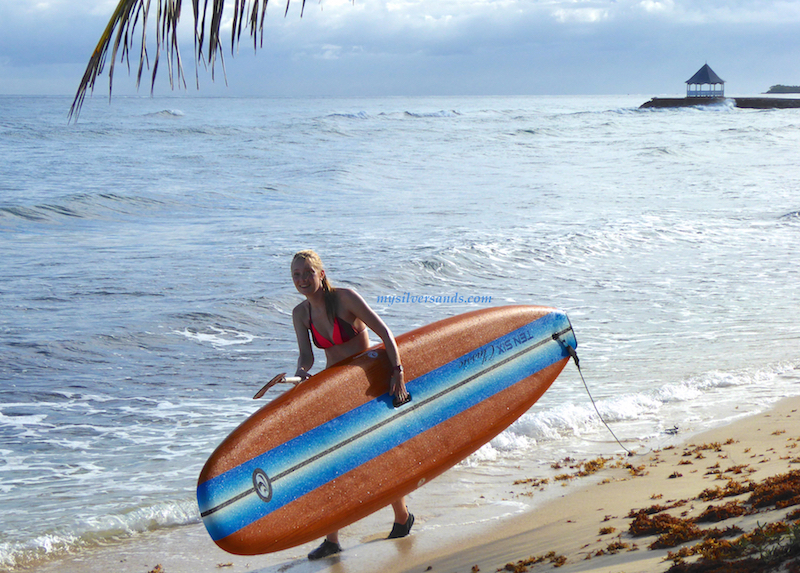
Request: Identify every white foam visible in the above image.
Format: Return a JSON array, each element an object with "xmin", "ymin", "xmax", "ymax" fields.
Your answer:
[
  {"xmin": 0, "ymin": 498, "xmax": 200, "ymax": 569},
  {"xmin": 173, "ymin": 326, "xmax": 259, "ymax": 347}
]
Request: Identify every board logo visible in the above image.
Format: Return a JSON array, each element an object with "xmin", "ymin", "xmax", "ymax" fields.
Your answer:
[
  {"xmin": 459, "ymin": 346, "xmax": 495, "ymax": 369},
  {"xmin": 458, "ymin": 325, "xmax": 540, "ymax": 370},
  {"xmin": 253, "ymin": 469, "xmax": 273, "ymax": 503}
]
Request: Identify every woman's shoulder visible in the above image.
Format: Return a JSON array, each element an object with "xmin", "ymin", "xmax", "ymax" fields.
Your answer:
[
  {"xmin": 292, "ymin": 300, "xmax": 310, "ymax": 322},
  {"xmin": 335, "ymin": 288, "xmax": 375, "ymax": 321},
  {"xmin": 335, "ymin": 287, "xmax": 366, "ymax": 305}
]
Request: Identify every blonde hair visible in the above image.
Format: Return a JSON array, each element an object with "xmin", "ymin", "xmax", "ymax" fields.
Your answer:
[{"xmin": 292, "ymin": 250, "xmax": 337, "ymax": 320}]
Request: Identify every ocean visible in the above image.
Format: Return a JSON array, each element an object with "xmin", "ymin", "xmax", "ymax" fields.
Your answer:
[{"xmin": 1, "ymin": 94, "xmax": 799, "ymax": 570}]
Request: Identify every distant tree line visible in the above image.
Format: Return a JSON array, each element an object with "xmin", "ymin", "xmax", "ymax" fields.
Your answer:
[{"xmin": 766, "ymin": 85, "xmax": 800, "ymax": 93}]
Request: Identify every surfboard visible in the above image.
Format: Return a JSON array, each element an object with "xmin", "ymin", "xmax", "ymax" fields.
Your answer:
[{"xmin": 197, "ymin": 305, "xmax": 577, "ymax": 555}]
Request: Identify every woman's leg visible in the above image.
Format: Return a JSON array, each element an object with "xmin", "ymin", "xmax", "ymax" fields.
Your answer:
[
  {"xmin": 388, "ymin": 497, "xmax": 414, "ymax": 539},
  {"xmin": 391, "ymin": 498, "xmax": 410, "ymax": 524}
]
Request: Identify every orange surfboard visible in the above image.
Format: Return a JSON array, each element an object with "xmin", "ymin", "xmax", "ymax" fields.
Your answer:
[{"xmin": 197, "ymin": 305, "xmax": 577, "ymax": 555}]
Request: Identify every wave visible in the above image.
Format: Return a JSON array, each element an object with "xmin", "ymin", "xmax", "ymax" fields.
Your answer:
[
  {"xmin": 0, "ymin": 386, "xmax": 259, "ymax": 570},
  {"xmin": 327, "ymin": 111, "xmax": 370, "ymax": 120},
  {"xmin": 325, "ymin": 109, "xmax": 461, "ymax": 120},
  {"xmin": 481, "ymin": 360, "xmax": 800, "ymax": 455},
  {"xmin": 403, "ymin": 110, "xmax": 461, "ymax": 118},
  {"xmin": 441, "ymin": 214, "xmax": 749, "ymax": 267},
  {"xmin": 0, "ymin": 192, "xmax": 167, "ymax": 223},
  {"xmin": 173, "ymin": 325, "xmax": 262, "ymax": 348},
  {"xmin": 0, "ymin": 498, "xmax": 199, "ymax": 570},
  {"xmin": 143, "ymin": 109, "xmax": 185, "ymax": 118}
]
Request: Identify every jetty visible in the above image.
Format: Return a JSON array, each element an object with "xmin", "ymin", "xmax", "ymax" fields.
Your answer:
[
  {"xmin": 641, "ymin": 97, "xmax": 800, "ymax": 109},
  {"xmin": 640, "ymin": 63, "xmax": 800, "ymax": 109}
]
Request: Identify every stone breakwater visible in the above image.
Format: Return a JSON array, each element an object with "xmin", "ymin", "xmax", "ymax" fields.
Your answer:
[{"xmin": 640, "ymin": 97, "xmax": 800, "ymax": 109}]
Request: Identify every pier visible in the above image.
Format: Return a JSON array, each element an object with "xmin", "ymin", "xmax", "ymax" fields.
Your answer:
[
  {"xmin": 640, "ymin": 97, "xmax": 800, "ymax": 109},
  {"xmin": 641, "ymin": 64, "xmax": 800, "ymax": 109}
]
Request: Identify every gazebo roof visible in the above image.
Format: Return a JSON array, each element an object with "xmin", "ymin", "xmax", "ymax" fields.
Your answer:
[{"xmin": 686, "ymin": 64, "xmax": 725, "ymax": 85}]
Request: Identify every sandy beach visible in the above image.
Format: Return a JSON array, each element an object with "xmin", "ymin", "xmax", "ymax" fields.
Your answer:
[
  {"xmin": 414, "ymin": 396, "xmax": 800, "ymax": 573},
  {"xmin": 25, "ymin": 396, "xmax": 800, "ymax": 573}
]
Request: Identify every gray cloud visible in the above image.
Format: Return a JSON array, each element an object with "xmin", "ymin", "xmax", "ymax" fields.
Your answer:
[{"xmin": 1, "ymin": 0, "xmax": 799, "ymax": 97}]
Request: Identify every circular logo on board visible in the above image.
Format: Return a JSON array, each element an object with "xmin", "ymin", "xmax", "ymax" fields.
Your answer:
[{"xmin": 253, "ymin": 469, "xmax": 273, "ymax": 502}]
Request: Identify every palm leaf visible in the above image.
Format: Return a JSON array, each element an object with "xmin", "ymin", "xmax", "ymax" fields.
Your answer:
[{"xmin": 69, "ymin": 0, "xmax": 307, "ymax": 120}]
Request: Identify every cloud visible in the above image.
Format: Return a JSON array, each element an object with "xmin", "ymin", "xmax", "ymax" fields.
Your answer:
[
  {"xmin": 639, "ymin": 0, "xmax": 674, "ymax": 14},
  {"xmin": 0, "ymin": 1, "xmax": 110, "ymax": 65},
  {"xmin": 552, "ymin": 8, "xmax": 609, "ymax": 23},
  {"xmin": 1, "ymin": 0, "xmax": 800, "ymax": 96}
]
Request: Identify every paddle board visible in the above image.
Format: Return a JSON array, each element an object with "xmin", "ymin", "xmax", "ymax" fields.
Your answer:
[{"xmin": 197, "ymin": 305, "xmax": 577, "ymax": 555}]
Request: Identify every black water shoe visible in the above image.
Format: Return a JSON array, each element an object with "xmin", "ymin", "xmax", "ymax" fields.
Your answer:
[
  {"xmin": 387, "ymin": 513, "xmax": 415, "ymax": 539},
  {"xmin": 307, "ymin": 540, "xmax": 341, "ymax": 560}
]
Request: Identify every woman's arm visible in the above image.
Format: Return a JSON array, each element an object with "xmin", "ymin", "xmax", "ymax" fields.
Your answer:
[
  {"xmin": 292, "ymin": 303, "xmax": 314, "ymax": 380},
  {"xmin": 339, "ymin": 289, "xmax": 407, "ymax": 399}
]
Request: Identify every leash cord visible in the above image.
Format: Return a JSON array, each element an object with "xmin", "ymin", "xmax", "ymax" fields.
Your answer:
[{"xmin": 553, "ymin": 335, "xmax": 634, "ymax": 457}]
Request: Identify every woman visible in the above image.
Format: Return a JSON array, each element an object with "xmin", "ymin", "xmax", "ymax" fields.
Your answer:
[{"xmin": 290, "ymin": 250, "xmax": 414, "ymax": 560}]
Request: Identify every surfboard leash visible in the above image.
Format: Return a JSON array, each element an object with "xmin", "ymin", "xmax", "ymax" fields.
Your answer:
[{"xmin": 553, "ymin": 335, "xmax": 635, "ymax": 457}]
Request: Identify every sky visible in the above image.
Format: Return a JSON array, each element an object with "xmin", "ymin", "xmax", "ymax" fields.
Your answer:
[{"xmin": 1, "ymin": 0, "xmax": 799, "ymax": 100}]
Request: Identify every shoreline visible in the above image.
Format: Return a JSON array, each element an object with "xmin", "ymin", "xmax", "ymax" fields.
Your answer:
[{"xmin": 21, "ymin": 396, "xmax": 800, "ymax": 573}]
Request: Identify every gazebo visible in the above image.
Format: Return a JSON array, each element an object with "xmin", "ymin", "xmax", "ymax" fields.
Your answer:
[{"xmin": 686, "ymin": 64, "xmax": 725, "ymax": 98}]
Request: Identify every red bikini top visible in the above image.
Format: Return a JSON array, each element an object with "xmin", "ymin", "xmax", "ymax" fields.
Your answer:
[{"xmin": 309, "ymin": 314, "xmax": 363, "ymax": 349}]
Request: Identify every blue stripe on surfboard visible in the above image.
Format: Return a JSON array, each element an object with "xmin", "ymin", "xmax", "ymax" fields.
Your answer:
[{"xmin": 198, "ymin": 311, "xmax": 575, "ymax": 541}]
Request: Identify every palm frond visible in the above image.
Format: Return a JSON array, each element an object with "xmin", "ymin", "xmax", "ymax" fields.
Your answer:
[{"xmin": 69, "ymin": 0, "xmax": 307, "ymax": 121}]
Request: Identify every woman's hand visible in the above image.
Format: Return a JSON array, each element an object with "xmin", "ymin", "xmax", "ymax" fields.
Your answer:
[{"xmin": 390, "ymin": 369, "xmax": 408, "ymax": 402}]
